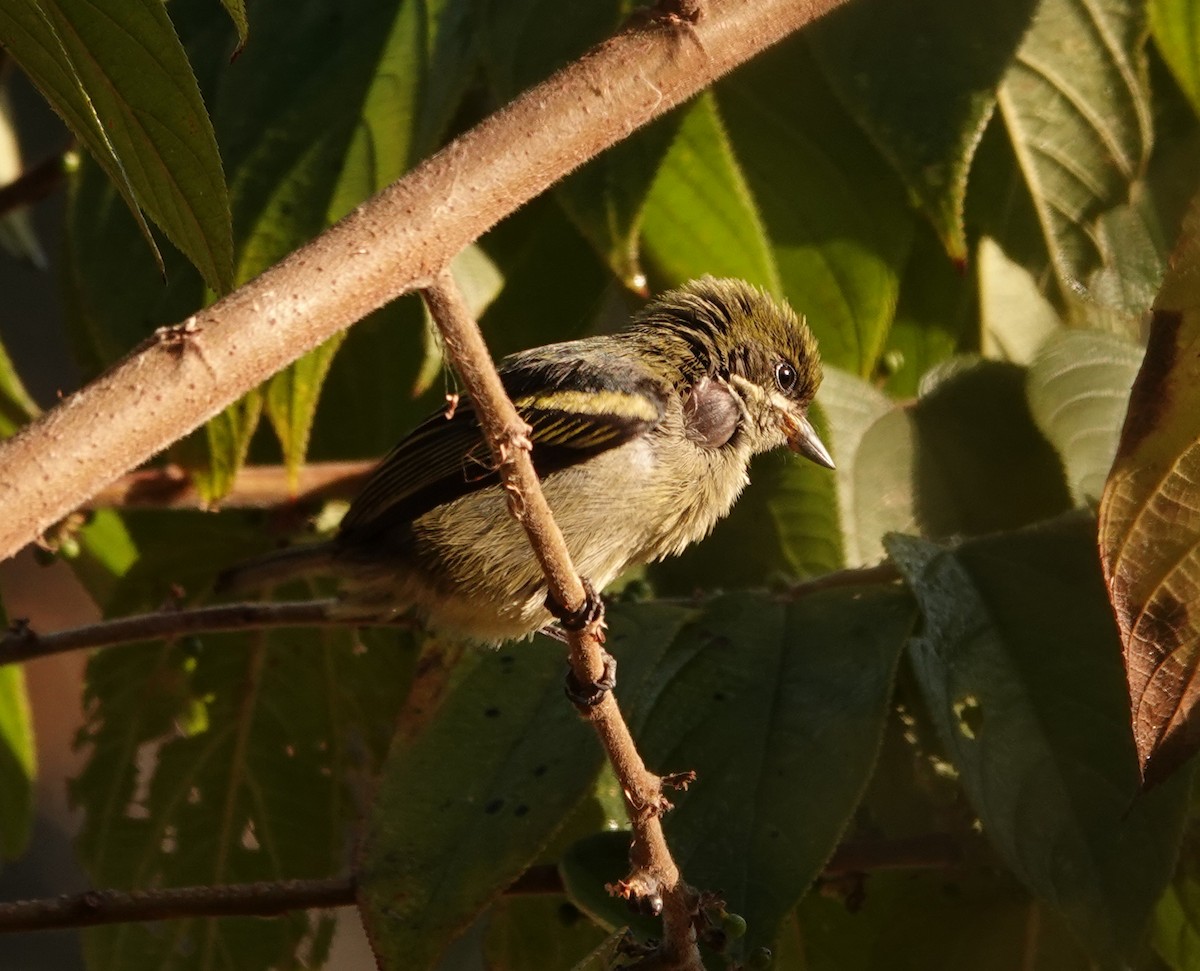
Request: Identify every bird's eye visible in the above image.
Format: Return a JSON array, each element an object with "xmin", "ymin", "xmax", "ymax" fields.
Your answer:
[{"xmin": 775, "ymin": 361, "xmax": 798, "ymax": 392}]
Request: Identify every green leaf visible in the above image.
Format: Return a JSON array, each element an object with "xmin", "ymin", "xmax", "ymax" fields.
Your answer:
[
  {"xmin": 65, "ymin": 0, "xmax": 480, "ymax": 496},
  {"xmin": 977, "ymin": 236, "xmax": 1061, "ymax": 363},
  {"xmin": 218, "ymin": 0, "xmax": 248, "ymax": 52},
  {"xmin": 809, "ymin": 0, "xmax": 1037, "ymax": 261},
  {"xmin": 719, "ymin": 39, "xmax": 915, "ymax": 376},
  {"xmin": 1155, "ymin": 868, "xmax": 1200, "ymax": 970},
  {"xmin": 1150, "ymin": 0, "xmax": 1200, "ymax": 118},
  {"xmin": 0, "ymin": 591, "xmax": 36, "ymax": 859},
  {"xmin": 483, "ymin": 897, "xmax": 609, "ymax": 970},
  {"xmin": 640, "ymin": 93, "xmax": 780, "ymax": 295},
  {"xmin": 881, "ymin": 218, "xmax": 979, "ymax": 397},
  {"xmin": 817, "ymin": 367, "xmax": 894, "ymax": 568},
  {"xmin": 73, "ymin": 624, "xmax": 414, "ymax": 970},
  {"xmin": 887, "ymin": 517, "xmax": 1192, "ymax": 965},
  {"xmin": 196, "ymin": 390, "xmax": 264, "ymax": 505},
  {"xmin": 797, "ymin": 870, "xmax": 1095, "ymax": 971},
  {"xmin": 1025, "ymin": 330, "xmax": 1143, "ymax": 504},
  {"xmin": 358, "ymin": 640, "xmax": 606, "ymax": 971},
  {"xmin": 852, "ymin": 359, "xmax": 1073, "ymax": 562},
  {"xmin": 0, "ymin": 0, "xmax": 233, "ymax": 292},
  {"xmin": 997, "ymin": 0, "xmax": 1151, "ymax": 307},
  {"xmin": 618, "ymin": 586, "xmax": 915, "ymax": 959},
  {"xmin": 0, "ymin": 336, "xmax": 39, "ymax": 438}
]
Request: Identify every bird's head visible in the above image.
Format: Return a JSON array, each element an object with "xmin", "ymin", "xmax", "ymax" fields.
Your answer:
[{"xmin": 636, "ymin": 277, "xmax": 834, "ymax": 468}]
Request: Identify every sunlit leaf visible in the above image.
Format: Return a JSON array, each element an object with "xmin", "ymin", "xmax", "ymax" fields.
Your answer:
[
  {"xmin": 1098, "ymin": 194, "xmax": 1200, "ymax": 786},
  {"xmin": 812, "ymin": 368, "xmax": 893, "ymax": 568},
  {"xmin": 0, "ymin": 0, "xmax": 233, "ymax": 291},
  {"xmin": 718, "ymin": 38, "xmax": 914, "ymax": 376},
  {"xmin": 809, "ymin": 0, "xmax": 1037, "ymax": 261},
  {"xmin": 0, "ymin": 337, "xmax": 39, "ymax": 439},
  {"xmin": 977, "ymin": 236, "xmax": 1060, "ymax": 363},
  {"xmin": 889, "ymin": 517, "xmax": 1191, "ymax": 964},
  {"xmin": 640, "ymin": 93, "xmax": 780, "ymax": 295},
  {"xmin": 1150, "ymin": 0, "xmax": 1200, "ymax": 119},
  {"xmin": 1025, "ymin": 329, "xmax": 1143, "ymax": 504},
  {"xmin": 997, "ymin": 0, "xmax": 1151, "ymax": 306},
  {"xmin": 219, "ymin": 0, "xmax": 248, "ymax": 51}
]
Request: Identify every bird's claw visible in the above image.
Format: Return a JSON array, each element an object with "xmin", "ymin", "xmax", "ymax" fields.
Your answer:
[{"xmin": 564, "ymin": 649, "xmax": 617, "ymax": 710}]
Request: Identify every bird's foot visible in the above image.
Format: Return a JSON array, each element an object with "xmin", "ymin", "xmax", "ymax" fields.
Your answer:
[
  {"xmin": 544, "ymin": 577, "xmax": 605, "ymax": 632},
  {"xmin": 565, "ymin": 649, "xmax": 618, "ymax": 710}
]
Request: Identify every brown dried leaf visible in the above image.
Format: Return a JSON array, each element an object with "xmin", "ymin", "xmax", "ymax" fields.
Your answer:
[{"xmin": 1099, "ymin": 194, "xmax": 1200, "ymax": 787}]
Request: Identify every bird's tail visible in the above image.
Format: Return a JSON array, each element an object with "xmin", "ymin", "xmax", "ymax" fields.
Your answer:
[{"xmin": 215, "ymin": 542, "xmax": 338, "ymax": 595}]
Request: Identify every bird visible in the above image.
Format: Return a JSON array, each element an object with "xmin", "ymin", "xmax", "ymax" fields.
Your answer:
[{"xmin": 219, "ymin": 276, "xmax": 833, "ymax": 645}]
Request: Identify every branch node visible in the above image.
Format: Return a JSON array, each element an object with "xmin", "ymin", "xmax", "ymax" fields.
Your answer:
[{"xmin": 660, "ymin": 770, "xmax": 696, "ymax": 792}]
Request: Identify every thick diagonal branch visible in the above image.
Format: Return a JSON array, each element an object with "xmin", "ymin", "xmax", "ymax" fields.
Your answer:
[
  {"xmin": 0, "ymin": 0, "xmax": 848, "ymax": 561},
  {"xmin": 420, "ymin": 270, "xmax": 700, "ymax": 968}
]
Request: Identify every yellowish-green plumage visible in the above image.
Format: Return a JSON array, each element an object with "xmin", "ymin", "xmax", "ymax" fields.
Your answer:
[{"xmin": 219, "ymin": 277, "xmax": 832, "ymax": 643}]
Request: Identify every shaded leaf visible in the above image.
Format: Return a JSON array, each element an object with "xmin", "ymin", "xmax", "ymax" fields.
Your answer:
[
  {"xmin": 616, "ymin": 586, "xmax": 914, "ymax": 959},
  {"xmin": 1025, "ymin": 329, "xmax": 1143, "ymax": 504},
  {"xmin": 0, "ymin": 0, "xmax": 233, "ymax": 291},
  {"xmin": 718, "ymin": 38, "xmax": 914, "ymax": 377},
  {"xmin": 640, "ymin": 92, "xmax": 780, "ymax": 295},
  {"xmin": 1150, "ymin": 0, "xmax": 1200, "ymax": 119},
  {"xmin": 1099, "ymin": 193, "xmax": 1200, "ymax": 786},
  {"xmin": 0, "ymin": 592, "xmax": 36, "ymax": 859},
  {"xmin": 797, "ymin": 870, "xmax": 1094, "ymax": 971},
  {"xmin": 1154, "ymin": 848, "xmax": 1200, "ymax": 971},
  {"xmin": 888, "ymin": 517, "xmax": 1192, "ymax": 964},
  {"xmin": 852, "ymin": 359, "xmax": 1073, "ymax": 563},
  {"xmin": 73, "ymin": 623, "xmax": 413, "ymax": 970},
  {"xmin": 809, "ymin": 0, "xmax": 1037, "ymax": 260},
  {"xmin": 881, "ymin": 219, "xmax": 979, "ymax": 398},
  {"xmin": 997, "ymin": 0, "xmax": 1151, "ymax": 305},
  {"xmin": 483, "ymin": 896, "xmax": 608, "ymax": 970},
  {"xmin": 358, "ymin": 640, "xmax": 605, "ymax": 971}
]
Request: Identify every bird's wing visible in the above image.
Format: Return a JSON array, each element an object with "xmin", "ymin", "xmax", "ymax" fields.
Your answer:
[{"xmin": 338, "ymin": 345, "xmax": 669, "ymax": 537}]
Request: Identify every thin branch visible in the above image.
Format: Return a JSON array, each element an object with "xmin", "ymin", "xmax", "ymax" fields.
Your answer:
[
  {"xmin": 0, "ymin": 835, "xmax": 964, "ymax": 936},
  {"xmin": 419, "ymin": 271, "xmax": 700, "ymax": 967},
  {"xmin": 0, "ymin": 0, "xmax": 850, "ymax": 561},
  {"xmin": 0, "ymin": 877, "xmax": 356, "ymax": 933},
  {"xmin": 0, "ymin": 144, "xmax": 72, "ymax": 218},
  {"xmin": 83, "ymin": 461, "xmax": 374, "ymax": 510},
  {"xmin": 0, "ymin": 600, "xmax": 411, "ymax": 666}
]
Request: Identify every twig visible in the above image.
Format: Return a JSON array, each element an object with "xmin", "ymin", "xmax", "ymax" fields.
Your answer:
[
  {"xmin": 0, "ymin": 600, "xmax": 409, "ymax": 666},
  {"xmin": 0, "ymin": 877, "xmax": 356, "ymax": 933},
  {"xmin": 0, "ymin": 144, "xmax": 72, "ymax": 218},
  {"xmin": 419, "ymin": 271, "xmax": 701, "ymax": 968},
  {"xmin": 83, "ymin": 461, "xmax": 374, "ymax": 510},
  {"xmin": 0, "ymin": 0, "xmax": 851, "ymax": 562},
  {"xmin": 0, "ymin": 835, "xmax": 964, "ymax": 936}
]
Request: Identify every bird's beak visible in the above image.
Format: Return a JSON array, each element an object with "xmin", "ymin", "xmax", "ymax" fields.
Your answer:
[{"xmin": 781, "ymin": 411, "xmax": 835, "ymax": 469}]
